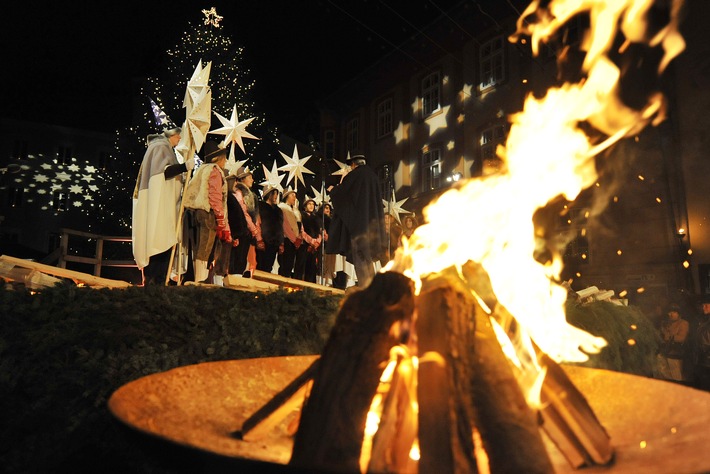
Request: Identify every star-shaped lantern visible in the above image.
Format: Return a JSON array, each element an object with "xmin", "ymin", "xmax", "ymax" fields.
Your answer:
[
  {"xmin": 260, "ymin": 160, "xmax": 285, "ymax": 193},
  {"xmin": 202, "ymin": 7, "xmax": 223, "ymax": 27},
  {"xmin": 278, "ymin": 145, "xmax": 314, "ymax": 191},
  {"xmin": 209, "ymin": 104, "xmax": 259, "ymax": 168},
  {"xmin": 383, "ymin": 189, "xmax": 411, "ymax": 225},
  {"xmin": 177, "ymin": 60, "xmax": 212, "ymax": 160},
  {"xmin": 310, "ymin": 184, "xmax": 330, "ymax": 207},
  {"xmin": 182, "ymin": 60, "xmax": 212, "ymax": 115},
  {"xmin": 331, "ymin": 152, "xmax": 351, "ymax": 178}
]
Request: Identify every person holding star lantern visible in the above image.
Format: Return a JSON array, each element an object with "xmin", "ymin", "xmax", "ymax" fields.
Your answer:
[
  {"xmin": 132, "ymin": 121, "xmax": 196, "ymax": 285},
  {"xmin": 182, "ymin": 141, "xmax": 236, "ymax": 283}
]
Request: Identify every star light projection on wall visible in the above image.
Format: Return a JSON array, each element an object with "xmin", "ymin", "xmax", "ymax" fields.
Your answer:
[{"xmin": 3, "ymin": 153, "xmax": 103, "ymax": 214}]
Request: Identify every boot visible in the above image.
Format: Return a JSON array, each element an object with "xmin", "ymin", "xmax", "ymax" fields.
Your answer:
[{"xmin": 194, "ymin": 259, "xmax": 209, "ymax": 282}]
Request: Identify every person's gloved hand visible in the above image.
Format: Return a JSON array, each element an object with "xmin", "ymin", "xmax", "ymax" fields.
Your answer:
[
  {"xmin": 232, "ymin": 238, "xmax": 239, "ymax": 247},
  {"xmin": 256, "ymin": 240, "xmax": 266, "ymax": 251},
  {"xmin": 217, "ymin": 228, "xmax": 233, "ymax": 243},
  {"xmin": 215, "ymin": 211, "xmax": 232, "ymax": 243},
  {"xmin": 185, "ymin": 156, "xmax": 196, "ymax": 171}
]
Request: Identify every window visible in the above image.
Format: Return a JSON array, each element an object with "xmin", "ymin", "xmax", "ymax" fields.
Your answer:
[
  {"xmin": 378, "ymin": 164, "xmax": 394, "ymax": 200},
  {"xmin": 7, "ymin": 186, "xmax": 24, "ymax": 207},
  {"xmin": 421, "ymin": 147, "xmax": 442, "ymax": 192},
  {"xmin": 480, "ymin": 124, "xmax": 507, "ymax": 174},
  {"xmin": 53, "ymin": 191, "xmax": 68, "ymax": 211},
  {"xmin": 480, "ymin": 36, "xmax": 505, "ymax": 91},
  {"xmin": 12, "ymin": 140, "xmax": 28, "ymax": 159},
  {"xmin": 376, "ymin": 98, "xmax": 393, "ymax": 138},
  {"xmin": 56, "ymin": 146, "xmax": 73, "ymax": 165},
  {"xmin": 421, "ymin": 71, "xmax": 441, "ymax": 117},
  {"xmin": 324, "ymin": 130, "xmax": 335, "ymax": 160},
  {"xmin": 346, "ymin": 118, "xmax": 359, "ymax": 152}
]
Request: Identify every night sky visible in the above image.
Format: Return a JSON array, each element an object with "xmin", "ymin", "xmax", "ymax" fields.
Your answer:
[{"xmin": 3, "ymin": 1, "xmax": 472, "ymax": 138}]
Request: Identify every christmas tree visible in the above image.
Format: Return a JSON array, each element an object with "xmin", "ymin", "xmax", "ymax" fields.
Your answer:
[{"xmin": 94, "ymin": 7, "xmax": 279, "ymax": 235}]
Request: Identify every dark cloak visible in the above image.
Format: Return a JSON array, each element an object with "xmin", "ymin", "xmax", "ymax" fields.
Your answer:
[{"xmin": 326, "ymin": 164, "xmax": 386, "ymax": 263}]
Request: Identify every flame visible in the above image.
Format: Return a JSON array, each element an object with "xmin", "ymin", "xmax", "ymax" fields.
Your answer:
[{"xmin": 387, "ymin": 0, "xmax": 685, "ymax": 364}]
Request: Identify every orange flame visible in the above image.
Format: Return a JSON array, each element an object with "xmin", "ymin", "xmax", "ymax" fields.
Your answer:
[{"xmin": 387, "ymin": 0, "xmax": 685, "ymax": 364}]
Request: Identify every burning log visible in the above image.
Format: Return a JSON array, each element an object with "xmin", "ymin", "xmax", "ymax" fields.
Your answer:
[
  {"xmin": 289, "ymin": 271, "xmax": 416, "ymax": 472},
  {"xmin": 415, "ymin": 271, "xmax": 478, "ymax": 474},
  {"xmin": 366, "ymin": 352, "xmax": 417, "ymax": 473},
  {"xmin": 538, "ymin": 351, "xmax": 614, "ymax": 468},
  {"xmin": 469, "ymin": 296, "xmax": 555, "ymax": 474},
  {"xmin": 462, "ymin": 260, "xmax": 613, "ymax": 469}
]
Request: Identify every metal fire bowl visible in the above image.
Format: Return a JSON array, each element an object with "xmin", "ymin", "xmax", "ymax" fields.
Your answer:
[{"xmin": 108, "ymin": 355, "xmax": 710, "ymax": 473}]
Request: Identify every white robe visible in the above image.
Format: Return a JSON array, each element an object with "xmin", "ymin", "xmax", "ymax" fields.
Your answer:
[{"xmin": 132, "ymin": 136, "xmax": 183, "ymax": 269}]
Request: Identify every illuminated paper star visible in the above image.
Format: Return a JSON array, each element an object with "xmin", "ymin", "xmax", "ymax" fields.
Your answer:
[
  {"xmin": 310, "ymin": 184, "xmax": 330, "ymax": 207},
  {"xmin": 260, "ymin": 161, "xmax": 285, "ymax": 192},
  {"xmin": 182, "ymin": 60, "xmax": 212, "ymax": 113},
  {"xmin": 202, "ymin": 7, "xmax": 223, "ymax": 27},
  {"xmin": 41, "ymin": 163, "xmax": 52, "ymax": 170},
  {"xmin": 382, "ymin": 190, "xmax": 411, "ymax": 225},
  {"xmin": 227, "ymin": 156, "xmax": 248, "ymax": 177},
  {"xmin": 51, "ymin": 183, "xmax": 63, "ymax": 192},
  {"xmin": 84, "ymin": 165, "xmax": 97, "ymax": 173},
  {"xmin": 83, "ymin": 194, "xmax": 93, "ymax": 201},
  {"xmin": 55, "ymin": 172, "xmax": 71, "ymax": 182},
  {"xmin": 278, "ymin": 145, "xmax": 314, "ymax": 191},
  {"xmin": 178, "ymin": 86, "xmax": 212, "ymax": 156},
  {"xmin": 69, "ymin": 184, "xmax": 83, "ymax": 194},
  {"xmin": 89, "ymin": 185, "xmax": 98, "ymax": 192},
  {"xmin": 209, "ymin": 104, "xmax": 259, "ymax": 166},
  {"xmin": 331, "ymin": 153, "xmax": 351, "ymax": 178},
  {"xmin": 34, "ymin": 174, "xmax": 49, "ymax": 183},
  {"xmin": 68, "ymin": 164, "xmax": 80, "ymax": 172},
  {"xmin": 37, "ymin": 189, "xmax": 47, "ymax": 195},
  {"xmin": 81, "ymin": 174, "xmax": 95, "ymax": 183}
]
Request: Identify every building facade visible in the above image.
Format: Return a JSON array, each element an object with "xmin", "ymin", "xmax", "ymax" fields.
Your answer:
[
  {"xmin": 317, "ymin": 1, "xmax": 701, "ymax": 305},
  {"xmin": 0, "ymin": 118, "xmax": 113, "ymax": 258}
]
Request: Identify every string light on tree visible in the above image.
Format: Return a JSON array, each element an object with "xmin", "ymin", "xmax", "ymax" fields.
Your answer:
[
  {"xmin": 95, "ymin": 8, "xmax": 279, "ymax": 234},
  {"xmin": 201, "ymin": 7, "xmax": 223, "ymax": 28}
]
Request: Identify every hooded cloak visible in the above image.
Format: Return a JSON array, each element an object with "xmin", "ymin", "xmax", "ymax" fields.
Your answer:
[
  {"xmin": 326, "ymin": 164, "xmax": 386, "ymax": 264},
  {"xmin": 132, "ymin": 135, "xmax": 183, "ymax": 269}
]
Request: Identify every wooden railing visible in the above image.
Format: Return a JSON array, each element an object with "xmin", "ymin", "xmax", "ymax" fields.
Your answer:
[{"xmin": 43, "ymin": 228, "xmax": 137, "ymax": 278}]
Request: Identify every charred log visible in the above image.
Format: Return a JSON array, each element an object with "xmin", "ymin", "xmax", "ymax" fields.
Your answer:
[
  {"xmin": 470, "ymin": 298, "xmax": 555, "ymax": 474},
  {"xmin": 416, "ymin": 271, "xmax": 479, "ymax": 474},
  {"xmin": 290, "ymin": 272, "xmax": 415, "ymax": 472}
]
